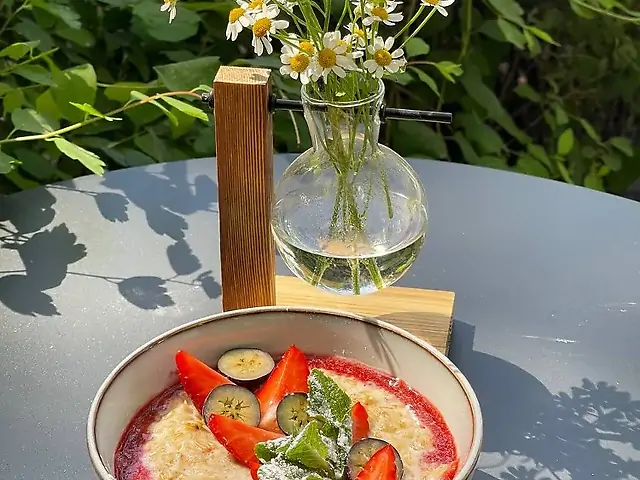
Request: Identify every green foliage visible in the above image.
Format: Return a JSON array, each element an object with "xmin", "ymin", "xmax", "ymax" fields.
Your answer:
[{"xmin": 0, "ymin": 0, "xmax": 638, "ymax": 195}]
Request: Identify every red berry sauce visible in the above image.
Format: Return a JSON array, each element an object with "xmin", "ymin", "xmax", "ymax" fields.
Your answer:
[{"xmin": 308, "ymin": 355, "xmax": 459, "ymax": 476}]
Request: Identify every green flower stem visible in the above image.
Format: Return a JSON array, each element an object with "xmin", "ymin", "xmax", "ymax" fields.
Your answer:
[
  {"xmin": 399, "ymin": 7, "xmax": 437, "ymax": 49},
  {"xmin": 394, "ymin": 4, "xmax": 426, "ymax": 39},
  {"xmin": 0, "ymin": 47, "xmax": 59, "ymax": 76},
  {"xmin": 0, "ymin": 90, "xmax": 200, "ymax": 145}
]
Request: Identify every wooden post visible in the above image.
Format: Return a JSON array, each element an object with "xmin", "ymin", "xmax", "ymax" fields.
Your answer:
[{"xmin": 213, "ymin": 66, "xmax": 275, "ymax": 311}]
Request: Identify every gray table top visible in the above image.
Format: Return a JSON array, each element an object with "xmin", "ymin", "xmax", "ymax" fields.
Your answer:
[{"xmin": 1, "ymin": 156, "xmax": 639, "ymax": 480}]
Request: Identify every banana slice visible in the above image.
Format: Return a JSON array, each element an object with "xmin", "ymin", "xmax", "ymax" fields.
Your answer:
[{"xmin": 217, "ymin": 348, "xmax": 275, "ymax": 382}]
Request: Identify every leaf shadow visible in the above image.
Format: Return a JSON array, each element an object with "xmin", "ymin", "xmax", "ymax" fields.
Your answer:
[{"xmin": 450, "ymin": 320, "xmax": 640, "ymax": 480}]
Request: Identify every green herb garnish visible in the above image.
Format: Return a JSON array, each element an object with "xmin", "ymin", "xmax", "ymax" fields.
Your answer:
[{"xmin": 254, "ymin": 368, "xmax": 354, "ymax": 480}]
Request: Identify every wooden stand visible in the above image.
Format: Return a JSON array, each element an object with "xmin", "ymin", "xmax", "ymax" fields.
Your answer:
[{"xmin": 212, "ymin": 66, "xmax": 456, "ymax": 355}]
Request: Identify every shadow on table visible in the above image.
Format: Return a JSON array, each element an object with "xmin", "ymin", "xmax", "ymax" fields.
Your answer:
[
  {"xmin": 0, "ymin": 188, "xmax": 87, "ymax": 316},
  {"xmin": 49, "ymin": 160, "xmax": 223, "ymax": 311},
  {"xmin": 451, "ymin": 320, "xmax": 640, "ymax": 480}
]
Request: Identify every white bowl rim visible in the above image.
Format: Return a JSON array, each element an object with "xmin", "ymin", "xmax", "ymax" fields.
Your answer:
[{"xmin": 86, "ymin": 305, "xmax": 483, "ymax": 480}]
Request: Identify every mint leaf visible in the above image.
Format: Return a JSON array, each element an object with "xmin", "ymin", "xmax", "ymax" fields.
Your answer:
[
  {"xmin": 284, "ymin": 421, "xmax": 334, "ymax": 472},
  {"xmin": 307, "ymin": 369, "xmax": 351, "ymax": 426},
  {"xmin": 255, "ymin": 436, "xmax": 292, "ymax": 463},
  {"xmin": 257, "ymin": 459, "xmax": 332, "ymax": 480}
]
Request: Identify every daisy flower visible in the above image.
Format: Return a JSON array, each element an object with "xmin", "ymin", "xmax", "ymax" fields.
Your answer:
[
  {"xmin": 250, "ymin": 5, "xmax": 289, "ymax": 56},
  {"xmin": 364, "ymin": 36, "xmax": 406, "ymax": 78},
  {"xmin": 226, "ymin": 6, "xmax": 253, "ymax": 41},
  {"xmin": 238, "ymin": 0, "xmax": 268, "ymax": 14},
  {"xmin": 280, "ymin": 44, "xmax": 313, "ymax": 84},
  {"xmin": 363, "ymin": 0, "xmax": 403, "ymax": 26},
  {"xmin": 347, "ymin": 22, "xmax": 368, "ymax": 48},
  {"xmin": 421, "ymin": 0, "xmax": 455, "ymax": 16},
  {"xmin": 310, "ymin": 31, "xmax": 359, "ymax": 82},
  {"xmin": 160, "ymin": 0, "xmax": 178, "ymax": 23}
]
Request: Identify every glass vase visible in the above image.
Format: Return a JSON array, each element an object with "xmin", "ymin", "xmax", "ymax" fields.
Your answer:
[{"xmin": 271, "ymin": 80, "xmax": 428, "ymax": 295}]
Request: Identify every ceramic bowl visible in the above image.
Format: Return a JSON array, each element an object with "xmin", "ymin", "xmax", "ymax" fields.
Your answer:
[{"xmin": 87, "ymin": 306, "xmax": 483, "ymax": 480}]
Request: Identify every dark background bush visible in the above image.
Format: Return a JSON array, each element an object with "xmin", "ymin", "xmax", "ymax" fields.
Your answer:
[{"xmin": 0, "ymin": 0, "xmax": 638, "ymax": 195}]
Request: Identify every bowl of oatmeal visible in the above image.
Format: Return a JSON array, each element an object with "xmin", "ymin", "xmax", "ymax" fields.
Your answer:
[{"xmin": 87, "ymin": 306, "xmax": 482, "ymax": 480}]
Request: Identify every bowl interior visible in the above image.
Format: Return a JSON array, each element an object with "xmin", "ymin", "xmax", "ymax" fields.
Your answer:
[{"xmin": 90, "ymin": 308, "xmax": 481, "ymax": 479}]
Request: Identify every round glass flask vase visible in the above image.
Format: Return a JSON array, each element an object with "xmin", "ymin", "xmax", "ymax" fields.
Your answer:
[{"xmin": 271, "ymin": 81, "xmax": 428, "ymax": 295}]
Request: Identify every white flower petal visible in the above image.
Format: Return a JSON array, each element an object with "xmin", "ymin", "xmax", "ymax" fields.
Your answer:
[
  {"xmin": 333, "ymin": 65, "xmax": 347, "ymax": 77},
  {"xmin": 384, "ymin": 36, "xmax": 394, "ymax": 50},
  {"xmin": 160, "ymin": 2, "xmax": 170, "ymax": 11},
  {"xmin": 263, "ymin": 37, "xmax": 273, "ymax": 54},
  {"xmin": 362, "ymin": 17, "xmax": 375, "ymax": 26},
  {"xmin": 363, "ymin": 59, "xmax": 377, "ymax": 72},
  {"xmin": 273, "ymin": 19, "xmax": 289, "ymax": 29},
  {"xmin": 300, "ymin": 70, "xmax": 310, "ymax": 85},
  {"xmin": 388, "ymin": 12, "xmax": 403, "ymax": 21},
  {"xmin": 386, "ymin": 62, "xmax": 400, "ymax": 73},
  {"xmin": 375, "ymin": 67, "xmax": 384, "ymax": 78},
  {"xmin": 334, "ymin": 44, "xmax": 347, "ymax": 54},
  {"xmin": 391, "ymin": 48, "xmax": 403, "ymax": 58}
]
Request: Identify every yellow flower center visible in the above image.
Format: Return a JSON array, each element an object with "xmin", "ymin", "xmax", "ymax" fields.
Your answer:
[
  {"xmin": 229, "ymin": 8, "xmax": 245, "ymax": 23},
  {"xmin": 252, "ymin": 18, "xmax": 272, "ymax": 37},
  {"xmin": 299, "ymin": 40, "xmax": 315, "ymax": 55},
  {"xmin": 374, "ymin": 49, "xmax": 392, "ymax": 67},
  {"xmin": 337, "ymin": 39, "xmax": 351, "ymax": 52},
  {"xmin": 423, "ymin": 0, "xmax": 439, "ymax": 4},
  {"xmin": 249, "ymin": 0, "xmax": 263, "ymax": 8},
  {"xmin": 371, "ymin": 6, "xmax": 389, "ymax": 20},
  {"xmin": 318, "ymin": 48, "xmax": 337, "ymax": 68},
  {"xmin": 290, "ymin": 54, "xmax": 310, "ymax": 73},
  {"xmin": 354, "ymin": 28, "xmax": 365, "ymax": 38}
]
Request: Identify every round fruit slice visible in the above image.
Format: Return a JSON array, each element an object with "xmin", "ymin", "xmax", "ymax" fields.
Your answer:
[
  {"xmin": 202, "ymin": 384, "xmax": 261, "ymax": 426},
  {"xmin": 217, "ymin": 348, "xmax": 276, "ymax": 382},
  {"xmin": 347, "ymin": 438, "xmax": 404, "ymax": 480},
  {"xmin": 276, "ymin": 392, "xmax": 309, "ymax": 434}
]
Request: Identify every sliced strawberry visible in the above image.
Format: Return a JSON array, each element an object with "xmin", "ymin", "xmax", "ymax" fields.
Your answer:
[
  {"xmin": 255, "ymin": 345, "xmax": 309, "ymax": 432},
  {"xmin": 249, "ymin": 462, "xmax": 260, "ymax": 480},
  {"xmin": 175, "ymin": 350, "xmax": 234, "ymax": 412},
  {"xmin": 208, "ymin": 414, "xmax": 283, "ymax": 467},
  {"xmin": 355, "ymin": 444, "xmax": 397, "ymax": 480},
  {"xmin": 351, "ymin": 402, "xmax": 370, "ymax": 443}
]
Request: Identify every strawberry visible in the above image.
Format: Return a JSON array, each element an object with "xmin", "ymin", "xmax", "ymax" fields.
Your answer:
[
  {"xmin": 256, "ymin": 345, "xmax": 310, "ymax": 432},
  {"xmin": 175, "ymin": 350, "xmax": 234, "ymax": 412},
  {"xmin": 355, "ymin": 444, "xmax": 398, "ymax": 480},
  {"xmin": 351, "ymin": 402, "xmax": 370, "ymax": 443},
  {"xmin": 208, "ymin": 414, "xmax": 283, "ymax": 467},
  {"xmin": 249, "ymin": 462, "xmax": 260, "ymax": 480}
]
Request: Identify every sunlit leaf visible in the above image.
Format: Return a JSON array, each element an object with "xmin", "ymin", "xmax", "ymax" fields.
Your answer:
[
  {"xmin": 11, "ymin": 108, "xmax": 59, "ymax": 133},
  {"xmin": 557, "ymin": 128, "xmax": 575, "ymax": 156},
  {"xmin": 154, "ymin": 57, "xmax": 221, "ymax": 91},
  {"xmin": 130, "ymin": 90, "xmax": 178, "ymax": 126},
  {"xmin": 52, "ymin": 138, "xmax": 105, "ymax": 175},
  {"xmin": 69, "ymin": 102, "xmax": 122, "ymax": 121},
  {"xmin": 608, "ymin": 137, "xmax": 634, "ymax": 157},
  {"xmin": 160, "ymin": 96, "xmax": 209, "ymax": 122},
  {"xmin": 0, "ymin": 41, "xmax": 40, "ymax": 60}
]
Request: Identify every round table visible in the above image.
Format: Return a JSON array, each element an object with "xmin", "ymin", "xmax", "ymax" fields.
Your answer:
[{"xmin": 1, "ymin": 156, "xmax": 639, "ymax": 480}]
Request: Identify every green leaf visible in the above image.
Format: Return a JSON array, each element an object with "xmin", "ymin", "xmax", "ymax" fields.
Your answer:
[
  {"xmin": 459, "ymin": 64, "xmax": 530, "ymax": 144},
  {"xmin": 14, "ymin": 19, "xmax": 54, "ymax": 51},
  {"xmin": 102, "ymin": 148, "xmax": 156, "ymax": 167},
  {"xmin": 52, "ymin": 138, "xmax": 105, "ymax": 175},
  {"xmin": 608, "ymin": 137, "xmax": 634, "ymax": 157},
  {"xmin": 557, "ymin": 128, "xmax": 575, "ymax": 156},
  {"xmin": 161, "ymin": 96, "xmax": 209, "ymax": 122},
  {"xmin": 514, "ymin": 154, "xmax": 550, "ymax": 178},
  {"xmin": 0, "ymin": 83, "xmax": 13, "ymax": 97},
  {"xmin": 478, "ymin": 155, "xmax": 509, "ymax": 171},
  {"xmin": 513, "ymin": 83, "xmax": 541, "ymax": 102},
  {"xmin": 404, "ymin": 38, "xmax": 430, "ymax": 58},
  {"xmin": 255, "ymin": 437, "xmax": 293, "ymax": 463},
  {"xmin": 12, "ymin": 65, "xmax": 54, "ymax": 85},
  {"xmin": 496, "ymin": 19, "xmax": 526, "ymax": 49},
  {"xmin": 52, "ymin": 64, "xmax": 97, "ymax": 122},
  {"xmin": 578, "ymin": 118, "xmax": 602, "ymax": 144},
  {"xmin": 523, "ymin": 30, "xmax": 541, "ymax": 56},
  {"xmin": 525, "ymin": 26, "xmax": 559, "ymax": 46},
  {"xmin": 527, "ymin": 144, "xmax": 551, "ymax": 168},
  {"xmin": 387, "ymin": 71, "xmax": 413, "ymax": 86},
  {"xmin": 0, "ymin": 149, "xmax": 18, "ymax": 174},
  {"xmin": 409, "ymin": 67, "xmax": 440, "ymax": 97},
  {"xmin": 307, "ymin": 369, "xmax": 351, "ymax": 426},
  {"xmin": 35, "ymin": 90, "xmax": 63, "ymax": 120},
  {"xmin": 553, "ymin": 104, "xmax": 569, "ymax": 126},
  {"xmin": 130, "ymin": 90, "xmax": 178, "ymax": 126},
  {"xmin": 433, "ymin": 61, "xmax": 463, "ymax": 83},
  {"xmin": 453, "ymin": 131, "xmax": 480, "ymax": 165},
  {"xmin": 601, "ymin": 153, "xmax": 623, "ymax": 171},
  {"xmin": 11, "ymin": 108, "xmax": 58, "ymax": 133},
  {"xmin": 284, "ymin": 421, "xmax": 332, "ymax": 472},
  {"xmin": 133, "ymin": 1, "xmax": 200, "ymax": 42},
  {"xmin": 31, "ymin": 0, "xmax": 82, "ymax": 29},
  {"xmin": 154, "ymin": 57, "xmax": 221, "ymax": 91},
  {"xmin": 3, "ymin": 89, "xmax": 24, "ymax": 113},
  {"xmin": 0, "ymin": 41, "xmax": 40, "ymax": 60},
  {"xmin": 104, "ymin": 82, "xmax": 157, "ymax": 102},
  {"xmin": 55, "ymin": 26, "xmax": 95, "ymax": 47},
  {"xmin": 69, "ymin": 102, "xmax": 121, "ymax": 121},
  {"xmin": 456, "ymin": 114, "xmax": 504, "ymax": 154},
  {"xmin": 485, "ymin": 0, "xmax": 524, "ymax": 23},
  {"xmin": 12, "ymin": 148, "xmax": 57, "ymax": 181},
  {"xmin": 394, "ymin": 122, "xmax": 448, "ymax": 159},
  {"xmin": 584, "ymin": 168, "xmax": 604, "ymax": 191}
]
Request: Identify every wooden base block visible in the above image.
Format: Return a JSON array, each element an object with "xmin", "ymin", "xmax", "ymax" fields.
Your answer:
[{"xmin": 275, "ymin": 275, "xmax": 455, "ymax": 355}]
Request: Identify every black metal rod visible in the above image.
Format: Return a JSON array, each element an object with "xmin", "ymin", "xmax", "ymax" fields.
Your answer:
[{"xmin": 201, "ymin": 91, "xmax": 452, "ymax": 125}]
